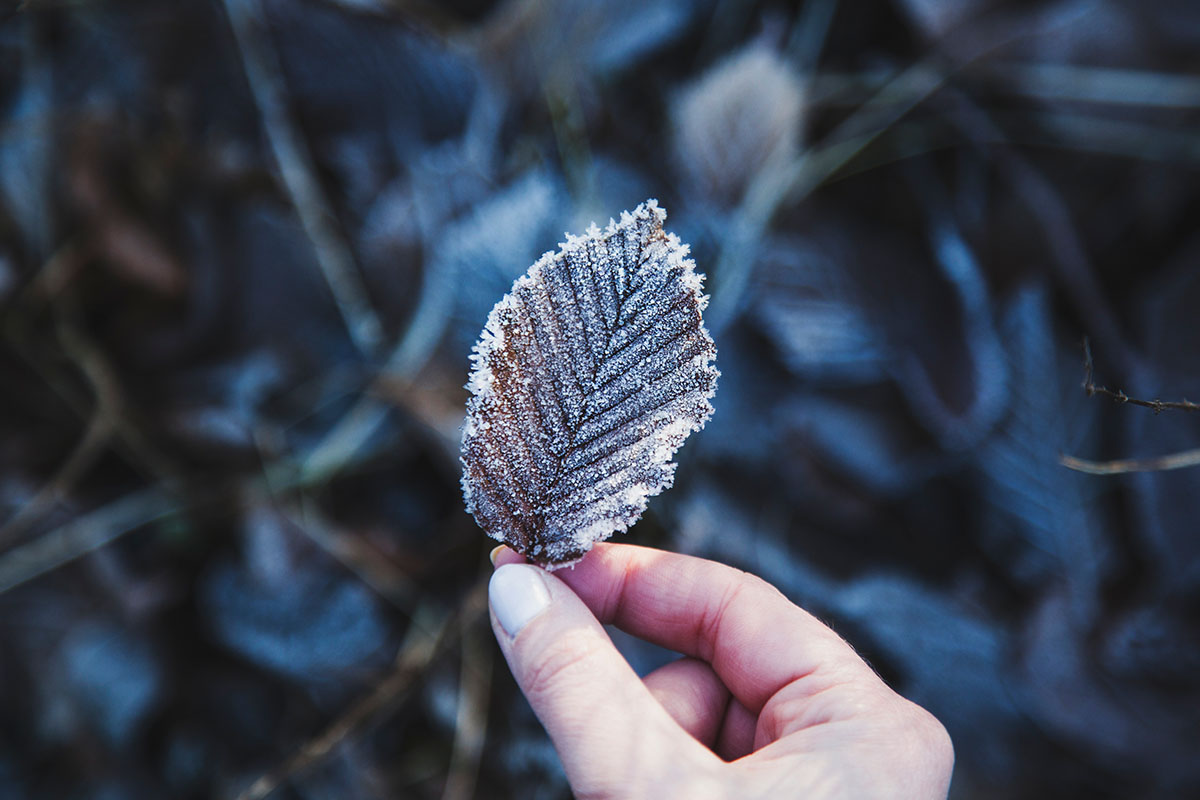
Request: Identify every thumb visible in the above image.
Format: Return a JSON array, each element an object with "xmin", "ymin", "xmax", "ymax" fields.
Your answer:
[{"xmin": 488, "ymin": 563, "xmax": 717, "ymax": 796}]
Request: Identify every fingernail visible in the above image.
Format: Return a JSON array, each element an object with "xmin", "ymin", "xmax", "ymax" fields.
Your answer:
[
  {"xmin": 489, "ymin": 545, "xmax": 506, "ymax": 566},
  {"xmin": 489, "ymin": 563, "xmax": 551, "ymax": 638}
]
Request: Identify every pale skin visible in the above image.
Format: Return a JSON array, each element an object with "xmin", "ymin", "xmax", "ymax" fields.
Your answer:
[{"xmin": 488, "ymin": 543, "xmax": 954, "ymax": 799}]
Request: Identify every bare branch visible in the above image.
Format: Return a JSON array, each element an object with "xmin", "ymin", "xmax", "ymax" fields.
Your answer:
[
  {"xmin": 1058, "ymin": 339, "xmax": 1200, "ymax": 475},
  {"xmin": 1081, "ymin": 337, "xmax": 1199, "ymax": 413}
]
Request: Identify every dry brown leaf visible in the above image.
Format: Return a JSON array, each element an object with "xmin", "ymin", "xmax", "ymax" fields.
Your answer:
[{"xmin": 460, "ymin": 200, "xmax": 718, "ymax": 568}]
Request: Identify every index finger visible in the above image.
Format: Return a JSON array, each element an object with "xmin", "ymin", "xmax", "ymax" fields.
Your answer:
[{"xmin": 503, "ymin": 543, "xmax": 874, "ymax": 713}]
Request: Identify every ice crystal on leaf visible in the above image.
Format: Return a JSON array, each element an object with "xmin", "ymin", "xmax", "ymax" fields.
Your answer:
[{"xmin": 460, "ymin": 200, "xmax": 718, "ymax": 568}]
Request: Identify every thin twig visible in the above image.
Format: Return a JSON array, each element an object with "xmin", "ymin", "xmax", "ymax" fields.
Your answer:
[
  {"xmin": 223, "ymin": 0, "xmax": 383, "ymax": 358},
  {"xmin": 440, "ymin": 596, "xmax": 492, "ymax": 800},
  {"xmin": 1058, "ymin": 339, "xmax": 1200, "ymax": 475},
  {"xmin": 1, "ymin": 279, "xmax": 183, "ymax": 545},
  {"xmin": 234, "ymin": 586, "xmax": 486, "ymax": 800},
  {"xmin": 299, "ymin": 360, "xmax": 462, "ymax": 487},
  {"xmin": 382, "ymin": 179, "xmax": 462, "ymax": 381},
  {"xmin": 0, "ymin": 412, "xmax": 112, "ymax": 547},
  {"xmin": 299, "ymin": 391, "xmax": 395, "ymax": 485},
  {"xmin": 1, "ymin": 243, "xmax": 99, "ymax": 547},
  {"xmin": 1081, "ymin": 338, "xmax": 1199, "ymax": 413},
  {"xmin": 54, "ymin": 295, "xmax": 182, "ymax": 482},
  {"xmin": 1060, "ymin": 449, "xmax": 1200, "ymax": 475},
  {"xmin": 283, "ymin": 499, "xmax": 421, "ymax": 612}
]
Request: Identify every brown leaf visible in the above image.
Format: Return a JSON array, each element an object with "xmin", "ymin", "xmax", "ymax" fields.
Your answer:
[{"xmin": 460, "ymin": 200, "xmax": 718, "ymax": 568}]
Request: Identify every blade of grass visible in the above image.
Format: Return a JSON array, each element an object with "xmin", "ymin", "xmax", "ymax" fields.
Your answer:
[
  {"xmin": 0, "ymin": 487, "xmax": 178, "ymax": 594},
  {"xmin": 223, "ymin": 0, "xmax": 383, "ymax": 358},
  {"xmin": 810, "ymin": 62, "xmax": 1200, "ymax": 110},
  {"xmin": 1060, "ymin": 449, "xmax": 1200, "ymax": 475}
]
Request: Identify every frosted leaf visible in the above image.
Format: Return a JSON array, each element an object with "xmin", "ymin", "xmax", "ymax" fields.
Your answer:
[
  {"xmin": 460, "ymin": 200, "xmax": 718, "ymax": 568},
  {"xmin": 671, "ymin": 43, "xmax": 805, "ymax": 205}
]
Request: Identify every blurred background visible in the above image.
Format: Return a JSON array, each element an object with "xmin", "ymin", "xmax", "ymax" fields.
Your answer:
[{"xmin": 1, "ymin": 0, "xmax": 1199, "ymax": 797}]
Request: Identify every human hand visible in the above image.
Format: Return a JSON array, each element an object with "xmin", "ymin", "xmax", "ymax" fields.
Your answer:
[{"xmin": 488, "ymin": 544, "xmax": 953, "ymax": 799}]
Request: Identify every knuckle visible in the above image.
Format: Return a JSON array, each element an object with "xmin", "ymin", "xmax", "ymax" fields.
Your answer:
[
  {"xmin": 760, "ymin": 669, "xmax": 863, "ymax": 739},
  {"xmin": 697, "ymin": 572, "xmax": 776, "ymax": 649},
  {"xmin": 737, "ymin": 570, "xmax": 786, "ymax": 601},
  {"xmin": 520, "ymin": 629, "xmax": 605, "ymax": 704},
  {"xmin": 901, "ymin": 700, "xmax": 955, "ymax": 774},
  {"xmin": 923, "ymin": 711, "xmax": 955, "ymax": 772}
]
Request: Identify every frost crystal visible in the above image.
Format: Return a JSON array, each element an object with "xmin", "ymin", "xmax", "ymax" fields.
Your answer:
[{"xmin": 460, "ymin": 199, "xmax": 719, "ymax": 568}]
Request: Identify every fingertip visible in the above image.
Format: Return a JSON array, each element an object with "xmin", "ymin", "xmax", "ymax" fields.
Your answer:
[
  {"xmin": 489, "ymin": 563, "xmax": 552, "ymax": 638},
  {"xmin": 490, "ymin": 544, "xmax": 526, "ymax": 568},
  {"xmin": 488, "ymin": 565, "xmax": 712, "ymax": 794}
]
